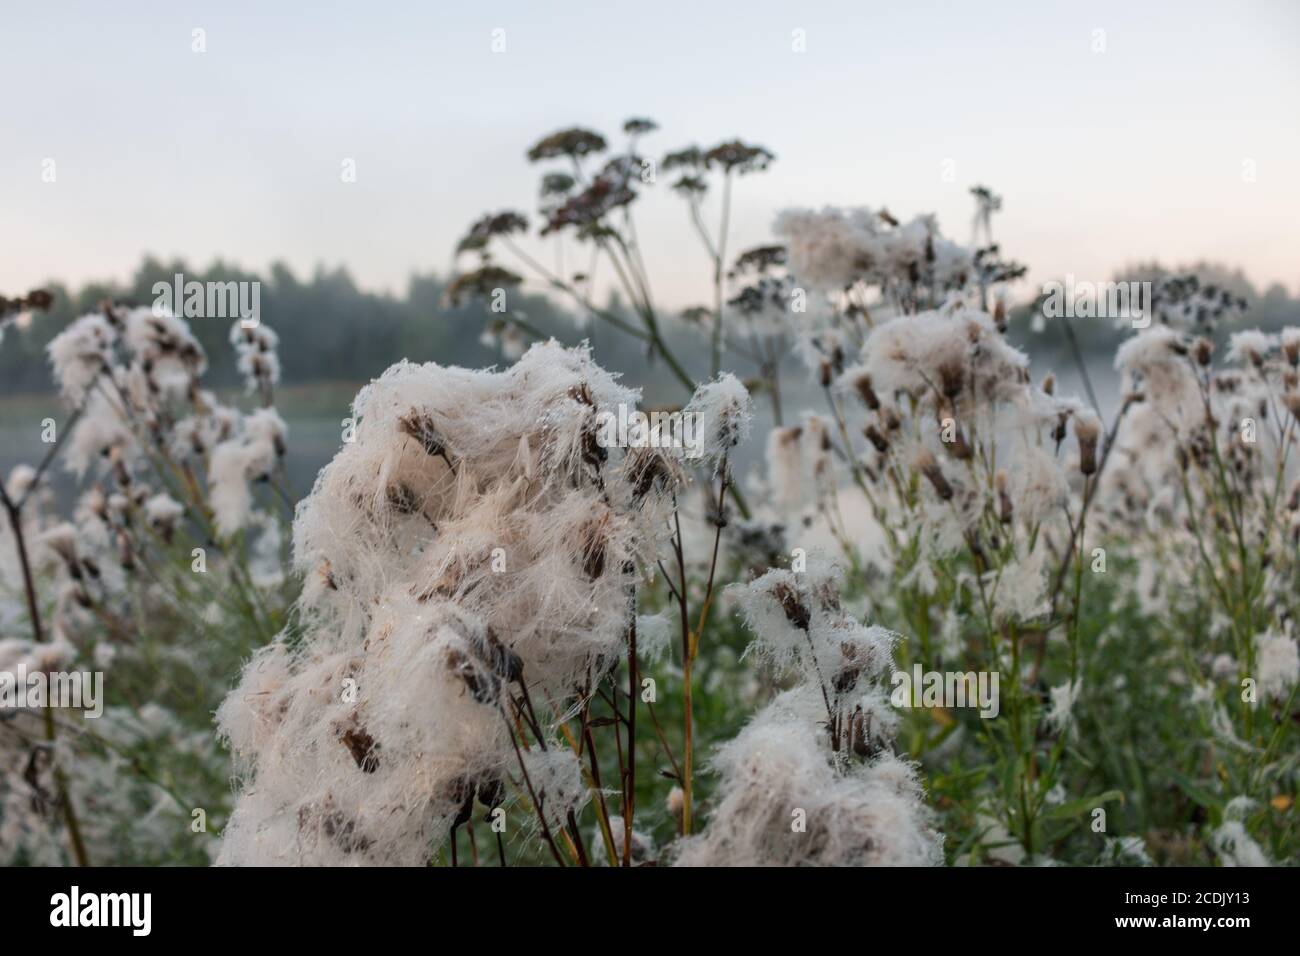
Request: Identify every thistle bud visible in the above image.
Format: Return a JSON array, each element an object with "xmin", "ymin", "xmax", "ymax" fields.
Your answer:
[
  {"xmin": 995, "ymin": 470, "xmax": 1013, "ymax": 524},
  {"xmin": 1284, "ymin": 392, "xmax": 1300, "ymax": 426},
  {"xmin": 1074, "ymin": 413, "xmax": 1101, "ymax": 476},
  {"xmin": 853, "ymin": 373, "xmax": 880, "ymax": 410},
  {"xmin": 1283, "ymin": 333, "xmax": 1300, "ymax": 368},
  {"xmin": 771, "ymin": 580, "xmax": 811, "ymax": 631},
  {"xmin": 914, "ymin": 449, "xmax": 953, "ymax": 501},
  {"xmin": 1194, "ymin": 337, "xmax": 1214, "ymax": 367},
  {"xmin": 863, "ymin": 424, "xmax": 890, "ymax": 454}
]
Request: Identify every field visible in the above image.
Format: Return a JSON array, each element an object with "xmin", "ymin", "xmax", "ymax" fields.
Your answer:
[{"xmin": 1, "ymin": 122, "xmax": 1296, "ymax": 871}]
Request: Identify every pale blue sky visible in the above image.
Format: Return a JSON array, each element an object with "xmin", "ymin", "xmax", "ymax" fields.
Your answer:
[{"xmin": 3, "ymin": 0, "xmax": 1297, "ymax": 306}]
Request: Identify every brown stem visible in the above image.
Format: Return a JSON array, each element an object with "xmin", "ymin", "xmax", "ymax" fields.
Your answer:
[
  {"xmin": 0, "ymin": 487, "xmax": 90, "ymax": 866},
  {"xmin": 623, "ymin": 608, "xmax": 637, "ymax": 866},
  {"xmin": 499, "ymin": 705, "xmax": 565, "ymax": 866},
  {"xmin": 578, "ymin": 698, "xmax": 619, "ymax": 865},
  {"xmin": 670, "ymin": 501, "xmax": 694, "ymax": 833}
]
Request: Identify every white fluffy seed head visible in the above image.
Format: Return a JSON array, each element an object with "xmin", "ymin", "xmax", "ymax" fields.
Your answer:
[{"xmin": 217, "ymin": 341, "xmax": 679, "ymax": 865}]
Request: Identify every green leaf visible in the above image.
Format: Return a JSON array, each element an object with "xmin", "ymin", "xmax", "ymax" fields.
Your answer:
[{"xmin": 1043, "ymin": 789, "xmax": 1124, "ymax": 821}]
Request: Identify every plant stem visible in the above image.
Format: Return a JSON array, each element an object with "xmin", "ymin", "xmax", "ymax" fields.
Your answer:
[
  {"xmin": 710, "ymin": 172, "xmax": 734, "ymax": 378},
  {"xmin": 0, "ymin": 485, "xmax": 91, "ymax": 866},
  {"xmin": 623, "ymin": 609, "xmax": 637, "ymax": 866}
]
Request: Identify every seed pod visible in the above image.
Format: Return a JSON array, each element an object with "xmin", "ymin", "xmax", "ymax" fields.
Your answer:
[
  {"xmin": 447, "ymin": 777, "xmax": 476, "ymax": 828},
  {"xmin": 833, "ymin": 664, "xmax": 860, "ymax": 694},
  {"xmin": 938, "ymin": 403, "xmax": 973, "ymax": 461},
  {"xmin": 477, "ymin": 777, "xmax": 505, "ymax": 810},
  {"xmin": 914, "ymin": 449, "xmax": 953, "ymax": 501},
  {"xmin": 1052, "ymin": 411, "xmax": 1068, "ymax": 444},
  {"xmin": 849, "ymin": 706, "xmax": 873, "ymax": 758},
  {"xmin": 626, "ymin": 445, "xmax": 681, "ymax": 501},
  {"xmin": 1284, "ymin": 392, "xmax": 1300, "ymax": 426},
  {"xmin": 995, "ymin": 470, "xmax": 1013, "ymax": 524},
  {"xmin": 1194, "ymin": 337, "xmax": 1214, "ymax": 367},
  {"xmin": 116, "ymin": 531, "xmax": 135, "ymax": 572},
  {"xmin": 770, "ymin": 581, "xmax": 811, "ymax": 631},
  {"xmin": 399, "ymin": 412, "xmax": 448, "ymax": 459},
  {"xmin": 863, "ymin": 424, "xmax": 890, "ymax": 454},
  {"xmin": 447, "ymin": 646, "xmax": 500, "ymax": 704},
  {"xmin": 395, "ymin": 411, "xmax": 457, "ymax": 470},
  {"xmin": 936, "ymin": 359, "xmax": 965, "ymax": 400},
  {"xmin": 1283, "ymin": 337, "xmax": 1300, "ymax": 368},
  {"xmin": 853, "ymin": 373, "xmax": 880, "ymax": 410},
  {"xmin": 477, "ymin": 627, "xmax": 524, "ymax": 683},
  {"xmin": 1074, "ymin": 414, "xmax": 1101, "ymax": 476},
  {"xmin": 386, "ymin": 482, "xmax": 420, "ymax": 515},
  {"xmin": 580, "ymin": 518, "xmax": 608, "ymax": 579},
  {"xmin": 340, "ymin": 723, "xmax": 380, "ymax": 773}
]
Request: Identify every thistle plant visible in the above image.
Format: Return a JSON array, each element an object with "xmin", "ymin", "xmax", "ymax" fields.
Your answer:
[
  {"xmin": 2, "ymin": 299, "xmax": 293, "ymax": 865},
  {"xmin": 3, "ymin": 118, "xmax": 1296, "ymax": 868},
  {"xmin": 438, "ymin": 119, "xmax": 1296, "ymax": 866}
]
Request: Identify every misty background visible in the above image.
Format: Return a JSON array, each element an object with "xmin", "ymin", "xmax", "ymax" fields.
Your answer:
[{"xmin": 3, "ymin": 0, "xmax": 1298, "ymax": 489}]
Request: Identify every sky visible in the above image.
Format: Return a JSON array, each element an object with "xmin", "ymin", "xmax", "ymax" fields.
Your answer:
[{"xmin": 3, "ymin": 0, "xmax": 1298, "ymax": 308}]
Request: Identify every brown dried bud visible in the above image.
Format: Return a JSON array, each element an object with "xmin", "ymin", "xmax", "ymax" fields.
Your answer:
[
  {"xmin": 116, "ymin": 531, "xmax": 135, "ymax": 572},
  {"xmin": 580, "ymin": 517, "xmax": 608, "ymax": 579},
  {"xmin": 477, "ymin": 627, "xmax": 524, "ymax": 684},
  {"xmin": 340, "ymin": 723, "xmax": 380, "ymax": 773},
  {"xmin": 1194, "ymin": 337, "xmax": 1214, "ymax": 367},
  {"xmin": 771, "ymin": 581, "xmax": 810, "ymax": 631},
  {"xmin": 386, "ymin": 482, "xmax": 420, "ymax": 515},
  {"xmin": 1052, "ymin": 411, "xmax": 1068, "ymax": 444},
  {"xmin": 447, "ymin": 647, "xmax": 501, "ymax": 704},
  {"xmin": 400, "ymin": 411, "xmax": 457, "ymax": 474},
  {"xmin": 1074, "ymin": 414, "xmax": 1101, "ymax": 476},
  {"xmin": 849, "ymin": 706, "xmax": 873, "ymax": 758},
  {"xmin": 854, "ymin": 373, "xmax": 880, "ymax": 410},
  {"xmin": 914, "ymin": 449, "xmax": 953, "ymax": 501},
  {"xmin": 938, "ymin": 405, "xmax": 973, "ymax": 461},
  {"xmin": 995, "ymin": 470, "xmax": 1013, "ymax": 524},
  {"xmin": 626, "ymin": 446, "xmax": 678, "ymax": 501},
  {"xmin": 936, "ymin": 359, "xmax": 965, "ymax": 400},
  {"xmin": 1284, "ymin": 338, "xmax": 1300, "ymax": 368},
  {"xmin": 447, "ymin": 777, "xmax": 476, "ymax": 828},
  {"xmin": 1284, "ymin": 392, "xmax": 1300, "ymax": 426}
]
